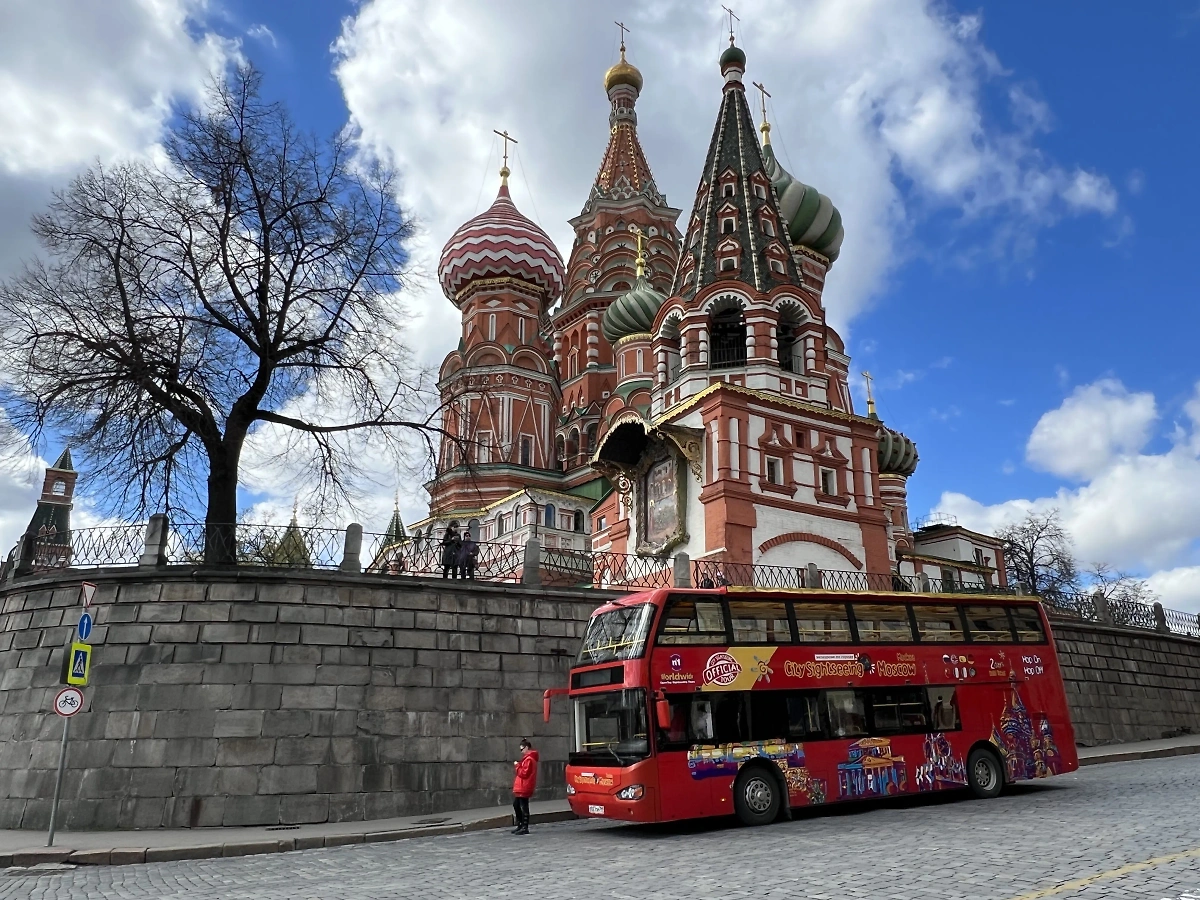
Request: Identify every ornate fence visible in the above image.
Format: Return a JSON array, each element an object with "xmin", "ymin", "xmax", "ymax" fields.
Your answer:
[{"xmin": 5, "ymin": 519, "xmax": 1200, "ymax": 640}]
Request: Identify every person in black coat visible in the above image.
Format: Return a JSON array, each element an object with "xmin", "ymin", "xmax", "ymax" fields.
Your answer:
[{"xmin": 440, "ymin": 525, "xmax": 461, "ymax": 579}]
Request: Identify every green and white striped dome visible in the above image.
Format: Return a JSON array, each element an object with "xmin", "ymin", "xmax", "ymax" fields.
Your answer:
[
  {"xmin": 878, "ymin": 427, "xmax": 918, "ymax": 477},
  {"xmin": 602, "ymin": 274, "xmax": 666, "ymax": 344},
  {"xmin": 762, "ymin": 143, "xmax": 844, "ymax": 262}
]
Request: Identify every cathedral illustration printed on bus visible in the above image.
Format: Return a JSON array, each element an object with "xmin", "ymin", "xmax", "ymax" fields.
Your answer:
[{"xmin": 405, "ymin": 30, "xmax": 1005, "ymax": 588}]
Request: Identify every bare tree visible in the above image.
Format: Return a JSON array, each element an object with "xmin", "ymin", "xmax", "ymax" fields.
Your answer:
[
  {"xmin": 0, "ymin": 65, "xmax": 450, "ymax": 561},
  {"xmin": 1084, "ymin": 562, "xmax": 1157, "ymax": 605},
  {"xmin": 996, "ymin": 509, "xmax": 1079, "ymax": 599}
]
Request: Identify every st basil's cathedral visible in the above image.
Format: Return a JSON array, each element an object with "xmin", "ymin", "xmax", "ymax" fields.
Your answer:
[{"xmin": 410, "ymin": 34, "xmax": 1007, "ymax": 588}]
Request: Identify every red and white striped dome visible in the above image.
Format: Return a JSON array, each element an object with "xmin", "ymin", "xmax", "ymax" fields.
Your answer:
[{"xmin": 438, "ymin": 185, "xmax": 565, "ymax": 306}]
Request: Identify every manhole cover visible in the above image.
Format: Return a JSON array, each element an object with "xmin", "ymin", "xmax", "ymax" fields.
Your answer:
[
  {"xmin": 265, "ymin": 825, "xmax": 300, "ymax": 831},
  {"xmin": 414, "ymin": 817, "xmax": 452, "ymax": 825}
]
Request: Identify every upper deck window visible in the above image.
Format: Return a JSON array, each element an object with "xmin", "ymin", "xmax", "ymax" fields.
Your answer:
[
  {"xmin": 1009, "ymin": 606, "xmax": 1047, "ymax": 643},
  {"xmin": 658, "ymin": 596, "xmax": 728, "ymax": 645},
  {"xmin": 912, "ymin": 605, "xmax": 966, "ymax": 643},
  {"xmin": 576, "ymin": 603, "xmax": 656, "ymax": 666},
  {"xmin": 963, "ymin": 605, "xmax": 1016, "ymax": 642},
  {"xmin": 728, "ymin": 600, "xmax": 792, "ymax": 644},
  {"xmin": 793, "ymin": 602, "xmax": 853, "ymax": 643},
  {"xmin": 852, "ymin": 603, "xmax": 915, "ymax": 643}
]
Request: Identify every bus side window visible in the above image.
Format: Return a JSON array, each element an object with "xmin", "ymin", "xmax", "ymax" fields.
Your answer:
[
  {"xmin": 912, "ymin": 604, "xmax": 966, "ymax": 642},
  {"xmin": 963, "ymin": 605, "xmax": 1016, "ymax": 642},
  {"xmin": 927, "ymin": 687, "xmax": 961, "ymax": 731},
  {"xmin": 690, "ymin": 699, "xmax": 714, "ymax": 742},
  {"xmin": 869, "ymin": 687, "xmax": 928, "ymax": 735},
  {"xmin": 710, "ymin": 693, "xmax": 748, "ymax": 744},
  {"xmin": 786, "ymin": 692, "xmax": 824, "ymax": 741},
  {"xmin": 728, "ymin": 600, "xmax": 792, "ymax": 644},
  {"xmin": 749, "ymin": 692, "xmax": 790, "ymax": 742},
  {"xmin": 658, "ymin": 597, "xmax": 727, "ymax": 644},
  {"xmin": 1010, "ymin": 606, "xmax": 1047, "ymax": 643},
  {"xmin": 851, "ymin": 603, "xmax": 915, "ymax": 643},
  {"xmin": 823, "ymin": 689, "xmax": 868, "ymax": 738},
  {"xmin": 793, "ymin": 602, "xmax": 852, "ymax": 643}
]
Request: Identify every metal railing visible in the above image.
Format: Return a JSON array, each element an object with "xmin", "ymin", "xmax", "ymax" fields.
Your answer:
[
  {"xmin": 5, "ymin": 518, "xmax": 1200, "ymax": 641},
  {"xmin": 709, "ymin": 344, "xmax": 747, "ymax": 370}
]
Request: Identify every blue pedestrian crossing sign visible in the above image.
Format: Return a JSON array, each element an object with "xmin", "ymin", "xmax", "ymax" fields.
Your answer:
[
  {"xmin": 77, "ymin": 612, "xmax": 93, "ymax": 641},
  {"xmin": 66, "ymin": 642, "xmax": 91, "ymax": 687}
]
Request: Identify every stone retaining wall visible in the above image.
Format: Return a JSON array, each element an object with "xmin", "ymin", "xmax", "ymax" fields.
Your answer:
[
  {"xmin": 1, "ymin": 568, "xmax": 1198, "ymax": 831},
  {"xmin": 1053, "ymin": 619, "xmax": 1200, "ymax": 746},
  {"xmin": 0, "ymin": 569, "xmax": 612, "ymax": 830}
]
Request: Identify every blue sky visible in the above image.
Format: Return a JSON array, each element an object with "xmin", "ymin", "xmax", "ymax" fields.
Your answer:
[{"xmin": 1, "ymin": 1, "xmax": 1198, "ymax": 606}]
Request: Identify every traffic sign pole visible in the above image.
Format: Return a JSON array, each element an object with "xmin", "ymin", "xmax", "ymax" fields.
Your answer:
[{"xmin": 46, "ymin": 715, "xmax": 70, "ymax": 847}]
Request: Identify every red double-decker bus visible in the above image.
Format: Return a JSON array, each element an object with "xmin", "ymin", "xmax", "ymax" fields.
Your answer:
[{"xmin": 552, "ymin": 587, "xmax": 1077, "ymax": 826}]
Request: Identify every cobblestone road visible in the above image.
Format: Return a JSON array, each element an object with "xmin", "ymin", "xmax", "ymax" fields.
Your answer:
[{"xmin": 5, "ymin": 756, "xmax": 1200, "ymax": 900}]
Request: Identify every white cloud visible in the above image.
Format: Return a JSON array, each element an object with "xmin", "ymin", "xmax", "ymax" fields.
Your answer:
[
  {"xmin": 0, "ymin": 0, "xmax": 234, "ymax": 176},
  {"xmin": 1025, "ymin": 379, "xmax": 1157, "ymax": 480},
  {"xmin": 934, "ymin": 380, "xmax": 1200, "ymax": 611},
  {"xmin": 1145, "ymin": 567, "xmax": 1200, "ymax": 614},
  {"xmin": 332, "ymin": 0, "xmax": 1119, "ymax": 344}
]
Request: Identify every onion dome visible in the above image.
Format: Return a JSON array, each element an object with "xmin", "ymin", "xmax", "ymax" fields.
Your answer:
[
  {"xmin": 761, "ymin": 142, "xmax": 844, "ymax": 262},
  {"xmin": 602, "ymin": 229, "xmax": 666, "ymax": 343},
  {"xmin": 878, "ymin": 427, "xmax": 918, "ymax": 477},
  {"xmin": 602, "ymin": 274, "xmax": 666, "ymax": 344},
  {"xmin": 719, "ymin": 43, "xmax": 747, "ymax": 72},
  {"xmin": 438, "ymin": 180, "xmax": 565, "ymax": 306},
  {"xmin": 604, "ymin": 44, "xmax": 643, "ymax": 93}
]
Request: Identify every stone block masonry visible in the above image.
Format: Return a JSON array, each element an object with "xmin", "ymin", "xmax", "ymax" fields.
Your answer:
[
  {"xmin": 1053, "ymin": 619, "xmax": 1200, "ymax": 746},
  {"xmin": 0, "ymin": 569, "xmax": 614, "ymax": 830}
]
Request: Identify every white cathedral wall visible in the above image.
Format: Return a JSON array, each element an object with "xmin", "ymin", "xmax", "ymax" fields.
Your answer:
[{"xmin": 752, "ymin": 505, "xmax": 867, "ymax": 571}]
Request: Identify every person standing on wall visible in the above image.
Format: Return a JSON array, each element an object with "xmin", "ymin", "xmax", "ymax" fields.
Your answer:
[
  {"xmin": 459, "ymin": 532, "xmax": 479, "ymax": 580},
  {"xmin": 440, "ymin": 523, "xmax": 461, "ymax": 579},
  {"xmin": 512, "ymin": 738, "xmax": 538, "ymax": 835}
]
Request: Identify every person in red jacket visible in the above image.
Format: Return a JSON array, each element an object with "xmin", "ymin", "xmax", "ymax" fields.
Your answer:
[{"xmin": 511, "ymin": 738, "xmax": 538, "ymax": 835}]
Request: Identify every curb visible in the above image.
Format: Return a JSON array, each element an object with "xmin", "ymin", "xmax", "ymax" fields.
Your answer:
[
  {"xmin": 1079, "ymin": 743, "xmax": 1200, "ymax": 767},
  {"xmin": 0, "ymin": 809, "xmax": 577, "ymax": 870}
]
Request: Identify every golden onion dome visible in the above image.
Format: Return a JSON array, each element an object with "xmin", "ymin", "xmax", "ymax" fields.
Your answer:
[{"xmin": 604, "ymin": 49, "xmax": 643, "ymax": 93}]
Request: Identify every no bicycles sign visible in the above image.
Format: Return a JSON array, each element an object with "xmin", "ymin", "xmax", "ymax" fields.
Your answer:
[{"xmin": 53, "ymin": 687, "xmax": 84, "ymax": 717}]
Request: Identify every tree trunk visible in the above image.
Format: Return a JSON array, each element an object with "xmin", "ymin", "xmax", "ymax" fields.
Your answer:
[{"xmin": 205, "ymin": 448, "xmax": 240, "ymax": 565}]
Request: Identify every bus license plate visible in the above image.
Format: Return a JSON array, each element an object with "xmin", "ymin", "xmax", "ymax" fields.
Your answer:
[{"xmin": 588, "ymin": 804, "xmax": 605, "ymax": 815}]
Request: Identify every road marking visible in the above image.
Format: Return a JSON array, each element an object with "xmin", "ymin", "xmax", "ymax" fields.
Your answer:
[{"xmin": 1006, "ymin": 846, "xmax": 1200, "ymax": 900}]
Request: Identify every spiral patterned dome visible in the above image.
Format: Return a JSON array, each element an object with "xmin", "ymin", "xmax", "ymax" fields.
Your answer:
[
  {"xmin": 878, "ymin": 426, "xmax": 919, "ymax": 477},
  {"xmin": 602, "ymin": 274, "xmax": 666, "ymax": 344},
  {"xmin": 762, "ymin": 143, "xmax": 844, "ymax": 262},
  {"xmin": 438, "ymin": 185, "xmax": 565, "ymax": 306}
]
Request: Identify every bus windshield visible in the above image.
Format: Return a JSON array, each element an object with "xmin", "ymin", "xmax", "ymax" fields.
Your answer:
[
  {"xmin": 576, "ymin": 602, "xmax": 656, "ymax": 666},
  {"xmin": 571, "ymin": 688, "xmax": 650, "ymax": 767}
]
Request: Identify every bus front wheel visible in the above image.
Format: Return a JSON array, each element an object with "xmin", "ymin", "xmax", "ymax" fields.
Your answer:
[
  {"xmin": 733, "ymin": 766, "xmax": 780, "ymax": 826},
  {"xmin": 966, "ymin": 747, "xmax": 1004, "ymax": 799}
]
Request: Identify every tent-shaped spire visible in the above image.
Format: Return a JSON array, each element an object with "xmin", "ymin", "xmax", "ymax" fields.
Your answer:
[
  {"xmin": 51, "ymin": 447, "xmax": 73, "ymax": 471},
  {"xmin": 672, "ymin": 40, "xmax": 804, "ymax": 299},
  {"xmin": 384, "ymin": 502, "xmax": 407, "ymax": 544}
]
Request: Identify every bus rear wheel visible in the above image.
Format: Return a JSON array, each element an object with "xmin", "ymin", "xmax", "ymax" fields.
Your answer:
[
  {"xmin": 733, "ymin": 766, "xmax": 780, "ymax": 826},
  {"xmin": 967, "ymin": 747, "xmax": 1004, "ymax": 799}
]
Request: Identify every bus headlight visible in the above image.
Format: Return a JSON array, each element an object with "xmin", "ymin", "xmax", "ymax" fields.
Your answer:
[
  {"xmin": 616, "ymin": 784, "xmax": 644, "ymax": 801},
  {"xmin": 566, "ymin": 784, "xmax": 576, "ymax": 795}
]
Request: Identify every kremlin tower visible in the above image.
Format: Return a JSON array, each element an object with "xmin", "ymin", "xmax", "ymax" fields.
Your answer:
[{"xmin": 410, "ymin": 27, "xmax": 1006, "ymax": 590}]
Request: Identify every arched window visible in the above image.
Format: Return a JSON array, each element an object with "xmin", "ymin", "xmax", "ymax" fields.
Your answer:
[
  {"xmin": 778, "ymin": 305, "xmax": 804, "ymax": 373},
  {"xmin": 585, "ymin": 423, "xmax": 598, "ymax": 458},
  {"xmin": 721, "ymin": 217, "xmax": 735, "ymax": 234},
  {"xmin": 662, "ymin": 318, "xmax": 683, "ymax": 381},
  {"xmin": 710, "ymin": 304, "xmax": 747, "ymax": 370},
  {"xmin": 488, "ymin": 314, "xmax": 496, "ymax": 341},
  {"xmin": 495, "ymin": 513, "xmax": 505, "ymax": 535},
  {"xmin": 544, "ymin": 504, "xmax": 556, "ymax": 528},
  {"xmin": 51, "ymin": 480, "xmax": 66, "ymax": 496},
  {"xmin": 574, "ymin": 510, "xmax": 585, "ymax": 533}
]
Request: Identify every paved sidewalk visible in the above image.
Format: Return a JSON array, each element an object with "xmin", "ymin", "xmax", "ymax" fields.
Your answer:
[
  {"xmin": 2, "ymin": 734, "xmax": 1197, "ymax": 869},
  {"xmin": 0, "ymin": 799, "xmax": 573, "ymax": 868},
  {"xmin": 1077, "ymin": 732, "xmax": 1200, "ymax": 765}
]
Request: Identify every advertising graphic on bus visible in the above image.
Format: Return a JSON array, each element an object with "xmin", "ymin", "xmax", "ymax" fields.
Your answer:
[{"xmin": 552, "ymin": 588, "xmax": 1078, "ymax": 826}]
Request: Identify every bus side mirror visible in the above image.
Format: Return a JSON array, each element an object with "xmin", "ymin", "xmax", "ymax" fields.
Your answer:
[
  {"xmin": 544, "ymin": 694, "xmax": 552, "ymax": 723},
  {"xmin": 656, "ymin": 697, "xmax": 672, "ymax": 730}
]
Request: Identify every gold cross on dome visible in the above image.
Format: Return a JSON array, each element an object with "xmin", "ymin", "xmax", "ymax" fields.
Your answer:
[
  {"xmin": 493, "ymin": 129, "xmax": 518, "ymax": 170},
  {"xmin": 721, "ymin": 5, "xmax": 739, "ymax": 44},
  {"xmin": 615, "ymin": 20, "xmax": 629, "ymax": 52},
  {"xmin": 630, "ymin": 225, "xmax": 646, "ymax": 277},
  {"xmin": 861, "ymin": 370, "xmax": 877, "ymax": 416}
]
